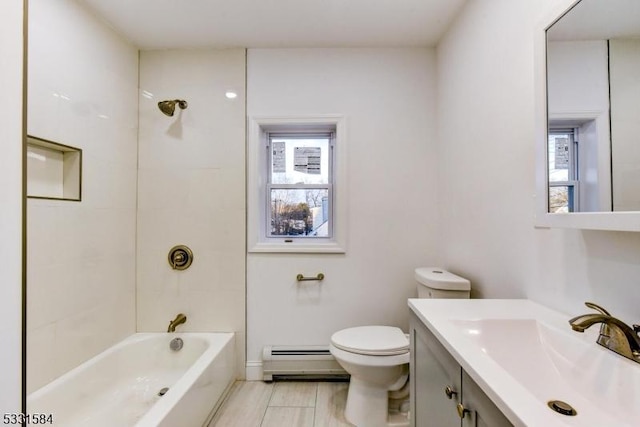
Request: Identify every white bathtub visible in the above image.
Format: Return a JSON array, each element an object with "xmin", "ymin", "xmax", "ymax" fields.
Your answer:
[{"xmin": 27, "ymin": 333, "xmax": 236, "ymax": 427}]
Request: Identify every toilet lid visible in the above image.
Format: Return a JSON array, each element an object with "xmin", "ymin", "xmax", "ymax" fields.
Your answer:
[{"xmin": 330, "ymin": 326, "xmax": 409, "ymax": 356}]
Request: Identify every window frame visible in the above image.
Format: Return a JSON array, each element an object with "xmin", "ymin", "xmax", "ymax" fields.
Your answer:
[{"xmin": 247, "ymin": 115, "xmax": 347, "ymax": 253}]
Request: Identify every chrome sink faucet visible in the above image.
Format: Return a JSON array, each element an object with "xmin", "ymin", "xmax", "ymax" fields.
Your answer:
[{"xmin": 569, "ymin": 302, "xmax": 640, "ymax": 364}]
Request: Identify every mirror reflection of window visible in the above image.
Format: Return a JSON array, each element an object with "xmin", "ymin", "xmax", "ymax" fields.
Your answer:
[
  {"xmin": 548, "ymin": 129, "xmax": 578, "ymax": 212},
  {"xmin": 545, "ymin": 0, "xmax": 639, "ymax": 213}
]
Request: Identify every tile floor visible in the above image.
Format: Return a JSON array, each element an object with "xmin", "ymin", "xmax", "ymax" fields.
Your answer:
[{"xmin": 208, "ymin": 381, "xmax": 355, "ymax": 427}]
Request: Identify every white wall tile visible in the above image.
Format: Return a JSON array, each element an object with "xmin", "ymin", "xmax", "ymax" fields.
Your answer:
[
  {"xmin": 26, "ymin": 323, "xmax": 57, "ymax": 393},
  {"xmin": 136, "ymin": 289, "xmax": 190, "ymax": 332},
  {"xmin": 27, "ymin": 0, "xmax": 138, "ymax": 392},
  {"xmin": 186, "ymin": 290, "xmax": 245, "ymax": 331},
  {"xmin": 137, "ymin": 49, "xmax": 246, "ymax": 377}
]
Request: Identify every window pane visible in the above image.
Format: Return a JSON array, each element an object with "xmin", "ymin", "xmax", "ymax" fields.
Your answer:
[
  {"xmin": 270, "ymin": 137, "xmax": 330, "ymax": 185},
  {"xmin": 270, "ymin": 188, "xmax": 329, "ymax": 237},
  {"xmin": 548, "ymin": 133, "xmax": 571, "ymax": 182},
  {"xmin": 549, "ymin": 185, "xmax": 575, "ymax": 213}
]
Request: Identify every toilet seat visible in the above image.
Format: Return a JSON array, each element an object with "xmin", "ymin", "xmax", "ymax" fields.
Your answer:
[{"xmin": 331, "ymin": 326, "xmax": 409, "ymax": 356}]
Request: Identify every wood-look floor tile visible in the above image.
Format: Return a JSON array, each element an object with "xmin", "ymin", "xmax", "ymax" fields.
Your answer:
[
  {"xmin": 208, "ymin": 381, "xmax": 273, "ymax": 427},
  {"xmin": 314, "ymin": 382, "xmax": 354, "ymax": 427},
  {"xmin": 261, "ymin": 407, "xmax": 315, "ymax": 427},
  {"xmin": 269, "ymin": 381, "xmax": 318, "ymax": 407}
]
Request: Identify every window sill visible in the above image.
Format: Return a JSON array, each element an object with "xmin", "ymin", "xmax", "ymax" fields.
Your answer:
[{"xmin": 248, "ymin": 241, "xmax": 346, "ymax": 254}]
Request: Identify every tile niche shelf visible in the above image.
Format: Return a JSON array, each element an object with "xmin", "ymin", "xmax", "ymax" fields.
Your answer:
[{"xmin": 27, "ymin": 135, "xmax": 82, "ymax": 201}]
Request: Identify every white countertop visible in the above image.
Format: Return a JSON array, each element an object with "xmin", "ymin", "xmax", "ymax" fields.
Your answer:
[{"xmin": 408, "ymin": 298, "xmax": 640, "ymax": 427}]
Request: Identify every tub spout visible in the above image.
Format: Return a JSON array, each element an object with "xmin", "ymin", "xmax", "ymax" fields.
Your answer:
[{"xmin": 167, "ymin": 313, "xmax": 187, "ymax": 333}]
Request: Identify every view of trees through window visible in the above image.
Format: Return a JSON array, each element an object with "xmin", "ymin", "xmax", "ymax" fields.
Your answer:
[
  {"xmin": 549, "ymin": 186, "xmax": 570, "ymax": 213},
  {"xmin": 270, "ymin": 189, "xmax": 329, "ymax": 236}
]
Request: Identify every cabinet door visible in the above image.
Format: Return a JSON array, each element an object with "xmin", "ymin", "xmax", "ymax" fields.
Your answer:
[
  {"xmin": 411, "ymin": 314, "xmax": 461, "ymax": 427},
  {"xmin": 461, "ymin": 371, "xmax": 513, "ymax": 427}
]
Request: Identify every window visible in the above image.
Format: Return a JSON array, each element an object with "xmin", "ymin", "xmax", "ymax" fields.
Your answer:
[
  {"xmin": 248, "ymin": 116, "xmax": 346, "ymax": 253},
  {"xmin": 548, "ymin": 128, "xmax": 579, "ymax": 212},
  {"xmin": 267, "ymin": 133, "xmax": 333, "ymax": 238}
]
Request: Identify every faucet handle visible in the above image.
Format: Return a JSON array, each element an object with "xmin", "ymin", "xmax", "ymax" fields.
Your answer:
[{"xmin": 585, "ymin": 302, "xmax": 611, "ymax": 316}]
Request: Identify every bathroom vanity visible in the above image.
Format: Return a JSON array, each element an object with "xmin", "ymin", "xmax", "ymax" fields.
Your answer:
[
  {"xmin": 408, "ymin": 299, "xmax": 640, "ymax": 427},
  {"xmin": 410, "ymin": 313, "xmax": 513, "ymax": 427},
  {"xmin": 410, "ymin": 311, "xmax": 511, "ymax": 426}
]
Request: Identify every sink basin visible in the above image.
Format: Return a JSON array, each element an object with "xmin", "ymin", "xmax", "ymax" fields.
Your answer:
[
  {"xmin": 451, "ymin": 318, "xmax": 640, "ymax": 424},
  {"xmin": 409, "ymin": 299, "xmax": 640, "ymax": 427}
]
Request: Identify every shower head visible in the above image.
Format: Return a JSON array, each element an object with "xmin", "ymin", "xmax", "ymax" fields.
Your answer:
[{"xmin": 158, "ymin": 99, "xmax": 188, "ymax": 117}]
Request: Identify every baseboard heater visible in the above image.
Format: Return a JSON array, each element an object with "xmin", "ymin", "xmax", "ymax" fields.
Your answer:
[{"xmin": 262, "ymin": 345, "xmax": 348, "ymax": 381}]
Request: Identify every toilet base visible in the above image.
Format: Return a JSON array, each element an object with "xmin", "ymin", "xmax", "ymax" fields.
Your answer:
[
  {"xmin": 387, "ymin": 411, "xmax": 410, "ymax": 427},
  {"xmin": 344, "ymin": 378, "xmax": 409, "ymax": 427}
]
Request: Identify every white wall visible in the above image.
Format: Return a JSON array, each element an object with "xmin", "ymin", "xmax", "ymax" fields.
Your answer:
[
  {"xmin": 27, "ymin": 0, "xmax": 138, "ymax": 392},
  {"xmin": 246, "ymin": 48, "xmax": 439, "ymax": 376},
  {"xmin": 0, "ymin": 0, "xmax": 24, "ymax": 413},
  {"xmin": 136, "ymin": 49, "xmax": 246, "ymax": 378},
  {"xmin": 437, "ymin": 0, "xmax": 640, "ymax": 324},
  {"xmin": 547, "ymin": 40, "xmax": 611, "ymax": 211},
  {"xmin": 610, "ymin": 39, "xmax": 640, "ymax": 211},
  {"xmin": 547, "ymin": 41, "xmax": 609, "ymax": 115}
]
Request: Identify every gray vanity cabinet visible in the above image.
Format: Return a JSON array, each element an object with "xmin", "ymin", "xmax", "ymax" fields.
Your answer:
[
  {"xmin": 460, "ymin": 370, "xmax": 513, "ymax": 427},
  {"xmin": 410, "ymin": 312, "xmax": 513, "ymax": 427}
]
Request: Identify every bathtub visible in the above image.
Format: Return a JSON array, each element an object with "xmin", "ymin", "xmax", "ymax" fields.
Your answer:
[{"xmin": 27, "ymin": 333, "xmax": 236, "ymax": 427}]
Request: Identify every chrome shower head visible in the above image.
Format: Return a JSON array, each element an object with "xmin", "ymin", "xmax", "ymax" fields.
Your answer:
[{"xmin": 158, "ymin": 99, "xmax": 188, "ymax": 117}]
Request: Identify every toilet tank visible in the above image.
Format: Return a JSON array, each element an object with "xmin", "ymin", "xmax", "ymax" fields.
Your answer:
[{"xmin": 414, "ymin": 268, "xmax": 470, "ymax": 299}]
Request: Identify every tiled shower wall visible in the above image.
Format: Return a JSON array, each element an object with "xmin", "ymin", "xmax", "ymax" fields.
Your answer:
[
  {"xmin": 136, "ymin": 49, "xmax": 246, "ymax": 377},
  {"xmin": 27, "ymin": 0, "xmax": 247, "ymax": 390},
  {"xmin": 26, "ymin": 0, "xmax": 138, "ymax": 392}
]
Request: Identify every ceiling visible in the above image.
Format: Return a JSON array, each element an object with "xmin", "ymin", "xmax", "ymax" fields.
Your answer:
[
  {"xmin": 547, "ymin": 0, "xmax": 640, "ymax": 41},
  {"xmin": 77, "ymin": 0, "xmax": 467, "ymax": 50}
]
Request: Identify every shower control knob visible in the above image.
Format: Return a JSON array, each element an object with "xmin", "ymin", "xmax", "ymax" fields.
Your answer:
[{"xmin": 168, "ymin": 245, "xmax": 193, "ymax": 270}]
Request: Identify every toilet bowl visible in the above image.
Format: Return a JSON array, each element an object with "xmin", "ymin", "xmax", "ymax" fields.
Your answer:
[
  {"xmin": 330, "ymin": 268, "xmax": 471, "ymax": 427},
  {"xmin": 330, "ymin": 326, "xmax": 410, "ymax": 427}
]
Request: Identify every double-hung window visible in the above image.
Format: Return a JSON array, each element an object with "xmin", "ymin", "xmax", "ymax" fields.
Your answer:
[
  {"xmin": 247, "ymin": 116, "xmax": 346, "ymax": 253},
  {"xmin": 267, "ymin": 132, "xmax": 334, "ymax": 238}
]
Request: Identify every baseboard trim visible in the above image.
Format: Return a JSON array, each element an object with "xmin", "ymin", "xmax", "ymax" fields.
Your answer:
[{"xmin": 245, "ymin": 360, "xmax": 263, "ymax": 381}]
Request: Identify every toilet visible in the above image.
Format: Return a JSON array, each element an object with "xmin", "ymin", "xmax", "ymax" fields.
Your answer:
[{"xmin": 329, "ymin": 268, "xmax": 470, "ymax": 427}]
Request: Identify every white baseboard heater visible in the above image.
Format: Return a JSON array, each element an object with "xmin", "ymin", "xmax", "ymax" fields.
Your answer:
[{"xmin": 262, "ymin": 345, "xmax": 348, "ymax": 381}]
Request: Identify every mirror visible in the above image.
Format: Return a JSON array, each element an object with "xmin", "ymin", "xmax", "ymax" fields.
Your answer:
[
  {"xmin": 546, "ymin": 0, "xmax": 640, "ymax": 213},
  {"xmin": 534, "ymin": 0, "xmax": 640, "ymax": 231}
]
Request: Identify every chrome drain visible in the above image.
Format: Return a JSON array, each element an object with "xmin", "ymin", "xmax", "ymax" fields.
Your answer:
[
  {"xmin": 547, "ymin": 400, "xmax": 577, "ymax": 416},
  {"xmin": 158, "ymin": 387, "xmax": 169, "ymax": 397},
  {"xmin": 170, "ymin": 337, "xmax": 184, "ymax": 351}
]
